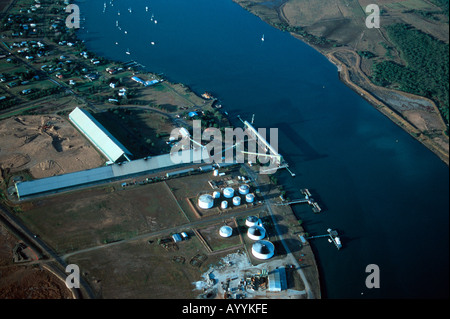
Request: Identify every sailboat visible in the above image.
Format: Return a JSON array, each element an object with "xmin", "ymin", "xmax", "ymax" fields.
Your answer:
[{"xmin": 261, "ymin": 34, "xmax": 265, "ymax": 42}]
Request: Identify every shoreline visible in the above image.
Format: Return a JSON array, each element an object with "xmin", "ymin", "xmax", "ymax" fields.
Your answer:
[
  {"xmin": 232, "ymin": 0, "xmax": 449, "ymax": 166},
  {"xmin": 325, "ymin": 49, "xmax": 449, "ymax": 165},
  {"xmin": 0, "ymin": 0, "xmax": 323, "ymax": 299}
]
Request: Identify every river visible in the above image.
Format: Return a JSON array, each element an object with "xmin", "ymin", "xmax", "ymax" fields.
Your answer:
[{"xmin": 76, "ymin": 0, "xmax": 449, "ymax": 298}]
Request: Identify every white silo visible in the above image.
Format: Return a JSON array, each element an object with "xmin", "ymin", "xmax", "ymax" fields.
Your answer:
[
  {"xmin": 251, "ymin": 240, "xmax": 275, "ymax": 260},
  {"xmin": 247, "ymin": 225, "xmax": 266, "ymax": 241},
  {"xmin": 238, "ymin": 184, "xmax": 250, "ymax": 195},
  {"xmin": 245, "ymin": 215, "xmax": 259, "ymax": 227},
  {"xmin": 223, "ymin": 187, "xmax": 234, "ymax": 198},
  {"xmin": 232, "ymin": 196, "xmax": 241, "ymax": 206},
  {"xmin": 198, "ymin": 194, "xmax": 214, "ymax": 209},
  {"xmin": 213, "ymin": 191, "xmax": 221, "ymax": 199},
  {"xmin": 245, "ymin": 193, "xmax": 255, "ymax": 203},
  {"xmin": 221, "ymin": 200, "xmax": 228, "ymax": 209},
  {"xmin": 219, "ymin": 225, "xmax": 233, "ymax": 238}
]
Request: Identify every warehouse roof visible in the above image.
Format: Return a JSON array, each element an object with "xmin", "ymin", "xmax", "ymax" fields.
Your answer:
[
  {"xmin": 15, "ymin": 149, "xmax": 210, "ymax": 200},
  {"xmin": 69, "ymin": 107, "xmax": 132, "ymax": 163}
]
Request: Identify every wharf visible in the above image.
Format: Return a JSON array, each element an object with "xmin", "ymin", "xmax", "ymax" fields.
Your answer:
[
  {"xmin": 276, "ymin": 189, "xmax": 322, "ymax": 213},
  {"xmin": 305, "ymin": 228, "xmax": 342, "ymax": 250}
]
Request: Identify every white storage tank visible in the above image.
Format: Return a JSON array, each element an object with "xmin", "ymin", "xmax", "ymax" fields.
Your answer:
[
  {"xmin": 213, "ymin": 169, "xmax": 219, "ymax": 176},
  {"xmin": 219, "ymin": 225, "xmax": 233, "ymax": 238},
  {"xmin": 223, "ymin": 187, "xmax": 234, "ymax": 198},
  {"xmin": 239, "ymin": 184, "xmax": 250, "ymax": 195},
  {"xmin": 198, "ymin": 194, "xmax": 214, "ymax": 209},
  {"xmin": 221, "ymin": 200, "xmax": 228, "ymax": 209},
  {"xmin": 245, "ymin": 193, "xmax": 255, "ymax": 203},
  {"xmin": 232, "ymin": 196, "xmax": 241, "ymax": 206},
  {"xmin": 247, "ymin": 225, "xmax": 266, "ymax": 241},
  {"xmin": 213, "ymin": 191, "xmax": 221, "ymax": 199},
  {"xmin": 245, "ymin": 216, "xmax": 259, "ymax": 227},
  {"xmin": 251, "ymin": 240, "xmax": 275, "ymax": 260}
]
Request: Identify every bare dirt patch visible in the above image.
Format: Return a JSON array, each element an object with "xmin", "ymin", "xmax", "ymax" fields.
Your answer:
[{"xmin": 0, "ymin": 115, "xmax": 105, "ymax": 179}]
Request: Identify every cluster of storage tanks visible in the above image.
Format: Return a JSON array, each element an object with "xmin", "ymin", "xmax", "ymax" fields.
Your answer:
[
  {"xmin": 197, "ymin": 184, "xmax": 255, "ymax": 210},
  {"xmin": 245, "ymin": 216, "xmax": 275, "ymax": 260}
]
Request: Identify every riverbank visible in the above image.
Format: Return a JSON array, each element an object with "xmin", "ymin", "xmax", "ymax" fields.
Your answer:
[
  {"xmin": 0, "ymin": 0, "xmax": 322, "ymax": 299},
  {"xmin": 232, "ymin": 0, "xmax": 449, "ymax": 165},
  {"xmin": 326, "ymin": 49, "xmax": 449, "ymax": 165}
]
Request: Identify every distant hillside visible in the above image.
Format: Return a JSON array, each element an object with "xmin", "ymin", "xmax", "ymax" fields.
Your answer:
[{"xmin": 233, "ymin": 0, "xmax": 449, "ymax": 124}]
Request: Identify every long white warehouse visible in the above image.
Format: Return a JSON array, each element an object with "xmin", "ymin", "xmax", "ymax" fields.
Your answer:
[
  {"xmin": 15, "ymin": 149, "xmax": 210, "ymax": 200},
  {"xmin": 69, "ymin": 107, "xmax": 133, "ymax": 163}
]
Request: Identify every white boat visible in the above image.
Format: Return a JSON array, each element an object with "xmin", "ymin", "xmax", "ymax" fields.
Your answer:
[
  {"xmin": 150, "ymin": 42, "xmax": 155, "ymax": 45},
  {"xmin": 154, "ymin": 20, "xmax": 158, "ymax": 24},
  {"xmin": 261, "ymin": 34, "xmax": 265, "ymax": 41},
  {"xmin": 126, "ymin": 48, "xmax": 130, "ymax": 55}
]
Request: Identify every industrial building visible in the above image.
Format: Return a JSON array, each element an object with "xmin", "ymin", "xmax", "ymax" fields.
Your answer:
[
  {"xmin": 15, "ymin": 149, "xmax": 209, "ymax": 200},
  {"xmin": 268, "ymin": 267, "xmax": 287, "ymax": 292},
  {"xmin": 69, "ymin": 107, "xmax": 133, "ymax": 163}
]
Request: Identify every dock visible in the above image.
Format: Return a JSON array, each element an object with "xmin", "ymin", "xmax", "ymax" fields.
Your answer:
[
  {"xmin": 237, "ymin": 115, "xmax": 295, "ymax": 177},
  {"xmin": 276, "ymin": 188, "xmax": 322, "ymax": 213},
  {"xmin": 305, "ymin": 228, "xmax": 342, "ymax": 250}
]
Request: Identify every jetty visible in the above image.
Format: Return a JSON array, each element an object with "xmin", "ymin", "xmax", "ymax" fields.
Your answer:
[
  {"xmin": 276, "ymin": 189, "xmax": 322, "ymax": 213},
  {"xmin": 237, "ymin": 115, "xmax": 295, "ymax": 177},
  {"xmin": 305, "ymin": 228, "xmax": 342, "ymax": 250}
]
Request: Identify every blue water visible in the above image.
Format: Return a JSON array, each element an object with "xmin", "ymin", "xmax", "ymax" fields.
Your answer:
[{"xmin": 76, "ymin": 0, "xmax": 449, "ymax": 298}]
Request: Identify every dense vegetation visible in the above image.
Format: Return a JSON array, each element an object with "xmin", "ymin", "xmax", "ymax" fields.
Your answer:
[
  {"xmin": 371, "ymin": 24, "xmax": 449, "ymax": 122},
  {"xmin": 429, "ymin": 0, "xmax": 449, "ymax": 15}
]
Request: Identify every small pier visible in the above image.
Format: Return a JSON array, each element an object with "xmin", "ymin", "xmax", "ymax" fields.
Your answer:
[
  {"xmin": 305, "ymin": 228, "xmax": 342, "ymax": 250},
  {"xmin": 276, "ymin": 188, "xmax": 322, "ymax": 213}
]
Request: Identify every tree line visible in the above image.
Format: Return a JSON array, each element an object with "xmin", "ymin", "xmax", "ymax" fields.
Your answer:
[{"xmin": 371, "ymin": 23, "xmax": 449, "ymax": 123}]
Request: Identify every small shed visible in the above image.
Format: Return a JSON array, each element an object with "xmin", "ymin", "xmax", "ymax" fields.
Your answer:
[{"xmin": 172, "ymin": 233, "xmax": 182, "ymax": 243}]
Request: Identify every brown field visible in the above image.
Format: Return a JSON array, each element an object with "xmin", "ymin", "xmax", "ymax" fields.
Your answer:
[
  {"xmin": 0, "ymin": 224, "xmax": 72, "ymax": 299},
  {"xmin": 66, "ymin": 234, "xmax": 234, "ymax": 299},
  {"xmin": 0, "ymin": 114, "xmax": 105, "ymax": 181},
  {"xmin": 18, "ymin": 181, "xmax": 189, "ymax": 254},
  {"xmin": 196, "ymin": 219, "xmax": 242, "ymax": 252}
]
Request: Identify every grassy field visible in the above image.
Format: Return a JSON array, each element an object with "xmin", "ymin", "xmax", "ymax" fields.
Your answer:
[
  {"xmin": 18, "ymin": 182, "xmax": 188, "ymax": 254},
  {"xmin": 66, "ymin": 236, "xmax": 212, "ymax": 298}
]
